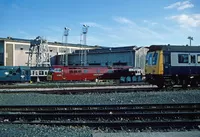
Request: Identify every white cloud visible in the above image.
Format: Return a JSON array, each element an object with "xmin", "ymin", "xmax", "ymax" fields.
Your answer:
[
  {"xmin": 18, "ymin": 30, "xmax": 29, "ymax": 35},
  {"xmin": 143, "ymin": 20, "xmax": 158, "ymax": 26},
  {"xmin": 107, "ymin": 34, "xmax": 121, "ymax": 39},
  {"xmin": 166, "ymin": 14, "xmax": 200, "ymax": 28},
  {"xmin": 80, "ymin": 22, "xmax": 112, "ymax": 31},
  {"xmin": 113, "ymin": 16, "xmax": 163, "ymax": 40},
  {"xmin": 113, "ymin": 16, "xmax": 135, "ymax": 25},
  {"xmin": 164, "ymin": 1, "xmax": 194, "ymax": 10}
]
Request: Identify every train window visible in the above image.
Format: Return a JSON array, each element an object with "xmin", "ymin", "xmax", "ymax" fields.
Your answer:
[
  {"xmin": 32, "ymin": 71, "xmax": 34, "ymax": 75},
  {"xmin": 54, "ymin": 68, "xmax": 62, "ymax": 72},
  {"xmin": 78, "ymin": 70, "xmax": 82, "ymax": 73},
  {"xmin": 39, "ymin": 71, "xmax": 44, "ymax": 75},
  {"xmin": 22, "ymin": 70, "xmax": 25, "ymax": 75},
  {"xmin": 197, "ymin": 55, "xmax": 200, "ymax": 63},
  {"xmin": 148, "ymin": 53, "xmax": 153, "ymax": 65},
  {"xmin": 45, "ymin": 71, "xmax": 48, "ymax": 75},
  {"xmin": 26, "ymin": 70, "xmax": 29, "ymax": 75},
  {"xmin": 35, "ymin": 71, "xmax": 38, "ymax": 75},
  {"xmin": 178, "ymin": 54, "xmax": 189, "ymax": 63},
  {"xmin": 108, "ymin": 69, "xmax": 113, "ymax": 73},
  {"xmin": 16, "ymin": 68, "xmax": 21, "ymax": 73},
  {"xmin": 84, "ymin": 70, "xmax": 88, "ymax": 73},
  {"xmin": 190, "ymin": 55, "xmax": 196, "ymax": 63},
  {"xmin": 152, "ymin": 53, "xmax": 158, "ymax": 65},
  {"xmin": 146, "ymin": 54, "xmax": 149, "ymax": 64},
  {"xmin": 74, "ymin": 70, "xmax": 77, "ymax": 73},
  {"xmin": 97, "ymin": 69, "xmax": 100, "ymax": 73},
  {"xmin": 69, "ymin": 70, "xmax": 73, "ymax": 73}
]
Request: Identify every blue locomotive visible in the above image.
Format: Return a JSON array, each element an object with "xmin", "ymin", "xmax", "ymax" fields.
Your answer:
[
  {"xmin": 0, "ymin": 66, "xmax": 31, "ymax": 83},
  {"xmin": 145, "ymin": 45, "xmax": 200, "ymax": 88}
]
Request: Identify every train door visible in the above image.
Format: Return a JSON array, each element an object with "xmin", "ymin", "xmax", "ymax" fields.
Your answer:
[
  {"xmin": 163, "ymin": 52, "xmax": 171, "ymax": 75},
  {"xmin": 189, "ymin": 53, "xmax": 197, "ymax": 75},
  {"xmin": 62, "ymin": 68, "xmax": 67, "ymax": 80}
]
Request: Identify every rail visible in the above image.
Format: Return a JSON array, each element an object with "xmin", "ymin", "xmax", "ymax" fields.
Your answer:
[{"xmin": 1, "ymin": 103, "xmax": 200, "ymax": 130}]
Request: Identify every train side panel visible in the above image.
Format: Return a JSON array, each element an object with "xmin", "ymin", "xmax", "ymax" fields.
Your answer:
[
  {"xmin": 0, "ymin": 66, "xmax": 31, "ymax": 83},
  {"xmin": 47, "ymin": 65, "xmax": 144, "ymax": 83}
]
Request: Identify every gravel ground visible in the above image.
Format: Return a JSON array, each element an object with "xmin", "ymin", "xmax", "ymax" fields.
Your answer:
[
  {"xmin": 0, "ymin": 124, "xmax": 92, "ymax": 137},
  {"xmin": 0, "ymin": 89, "xmax": 199, "ymax": 105}
]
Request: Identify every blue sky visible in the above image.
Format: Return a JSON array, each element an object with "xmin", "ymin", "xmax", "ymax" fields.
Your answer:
[{"xmin": 0, "ymin": 0, "xmax": 200, "ymax": 47}]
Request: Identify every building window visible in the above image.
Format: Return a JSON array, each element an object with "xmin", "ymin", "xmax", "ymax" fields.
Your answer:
[
  {"xmin": 178, "ymin": 54, "xmax": 188, "ymax": 63},
  {"xmin": 191, "ymin": 55, "xmax": 196, "ymax": 63}
]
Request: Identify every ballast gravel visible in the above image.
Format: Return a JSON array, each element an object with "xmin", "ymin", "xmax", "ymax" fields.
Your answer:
[
  {"xmin": 0, "ymin": 124, "xmax": 92, "ymax": 137},
  {"xmin": 0, "ymin": 89, "xmax": 200, "ymax": 105},
  {"xmin": 1, "ymin": 89, "xmax": 200, "ymax": 136}
]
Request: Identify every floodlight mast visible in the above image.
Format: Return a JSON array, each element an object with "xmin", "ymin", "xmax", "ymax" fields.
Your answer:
[
  {"xmin": 188, "ymin": 36, "xmax": 193, "ymax": 46},
  {"xmin": 61, "ymin": 27, "xmax": 70, "ymax": 65},
  {"xmin": 82, "ymin": 24, "xmax": 89, "ymax": 66},
  {"xmin": 63, "ymin": 27, "xmax": 70, "ymax": 45}
]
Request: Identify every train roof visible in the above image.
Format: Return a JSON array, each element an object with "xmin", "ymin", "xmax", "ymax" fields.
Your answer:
[
  {"xmin": 0, "ymin": 66, "xmax": 30, "ymax": 70},
  {"xmin": 51, "ymin": 65, "xmax": 133, "ymax": 69},
  {"xmin": 149, "ymin": 45, "xmax": 200, "ymax": 52}
]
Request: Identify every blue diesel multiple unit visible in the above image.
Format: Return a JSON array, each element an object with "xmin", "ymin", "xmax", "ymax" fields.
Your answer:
[
  {"xmin": 145, "ymin": 45, "xmax": 200, "ymax": 88},
  {"xmin": 0, "ymin": 66, "xmax": 31, "ymax": 83}
]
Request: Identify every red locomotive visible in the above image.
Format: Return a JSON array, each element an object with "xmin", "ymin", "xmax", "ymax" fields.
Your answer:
[{"xmin": 47, "ymin": 65, "xmax": 144, "ymax": 83}]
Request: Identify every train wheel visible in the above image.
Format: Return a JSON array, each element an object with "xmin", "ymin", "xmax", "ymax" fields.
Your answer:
[
  {"xmin": 165, "ymin": 84, "xmax": 173, "ymax": 90},
  {"xmin": 120, "ymin": 76, "xmax": 125, "ymax": 83},
  {"xmin": 182, "ymin": 79, "xmax": 188, "ymax": 88},
  {"xmin": 165, "ymin": 80, "xmax": 174, "ymax": 90},
  {"xmin": 126, "ymin": 76, "xmax": 131, "ymax": 83},
  {"xmin": 157, "ymin": 83, "xmax": 164, "ymax": 89},
  {"xmin": 132, "ymin": 76, "xmax": 137, "ymax": 82},
  {"xmin": 190, "ymin": 79, "xmax": 198, "ymax": 87}
]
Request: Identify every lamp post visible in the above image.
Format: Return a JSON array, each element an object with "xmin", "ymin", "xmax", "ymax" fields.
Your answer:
[
  {"xmin": 188, "ymin": 36, "xmax": 193, "ymax": 46},
  {"xmin": 82, "ymin": 24, "xmax": 89, "ymax": 66}
]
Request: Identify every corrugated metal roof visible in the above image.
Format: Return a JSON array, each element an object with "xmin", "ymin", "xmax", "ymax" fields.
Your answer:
[
  {"xmin": 72, "ymin": 46, "xmax": 137, "ymax": 54},
  {"xmin": 0, "ymin": 37, "xmax": 96, "ymax": 48}
]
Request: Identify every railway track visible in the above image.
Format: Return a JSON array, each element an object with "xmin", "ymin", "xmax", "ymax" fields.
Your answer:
[
  {"xmin": 1, "ymin": 103, "xmax": 200, "ymax": 130},
  {"xmin": 1, "ymin": 82, "xmax": 200, "ymax": 95},
  {"xmin": 0, "ymin": 84, "xmax": 157, "ymax": 94}
]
